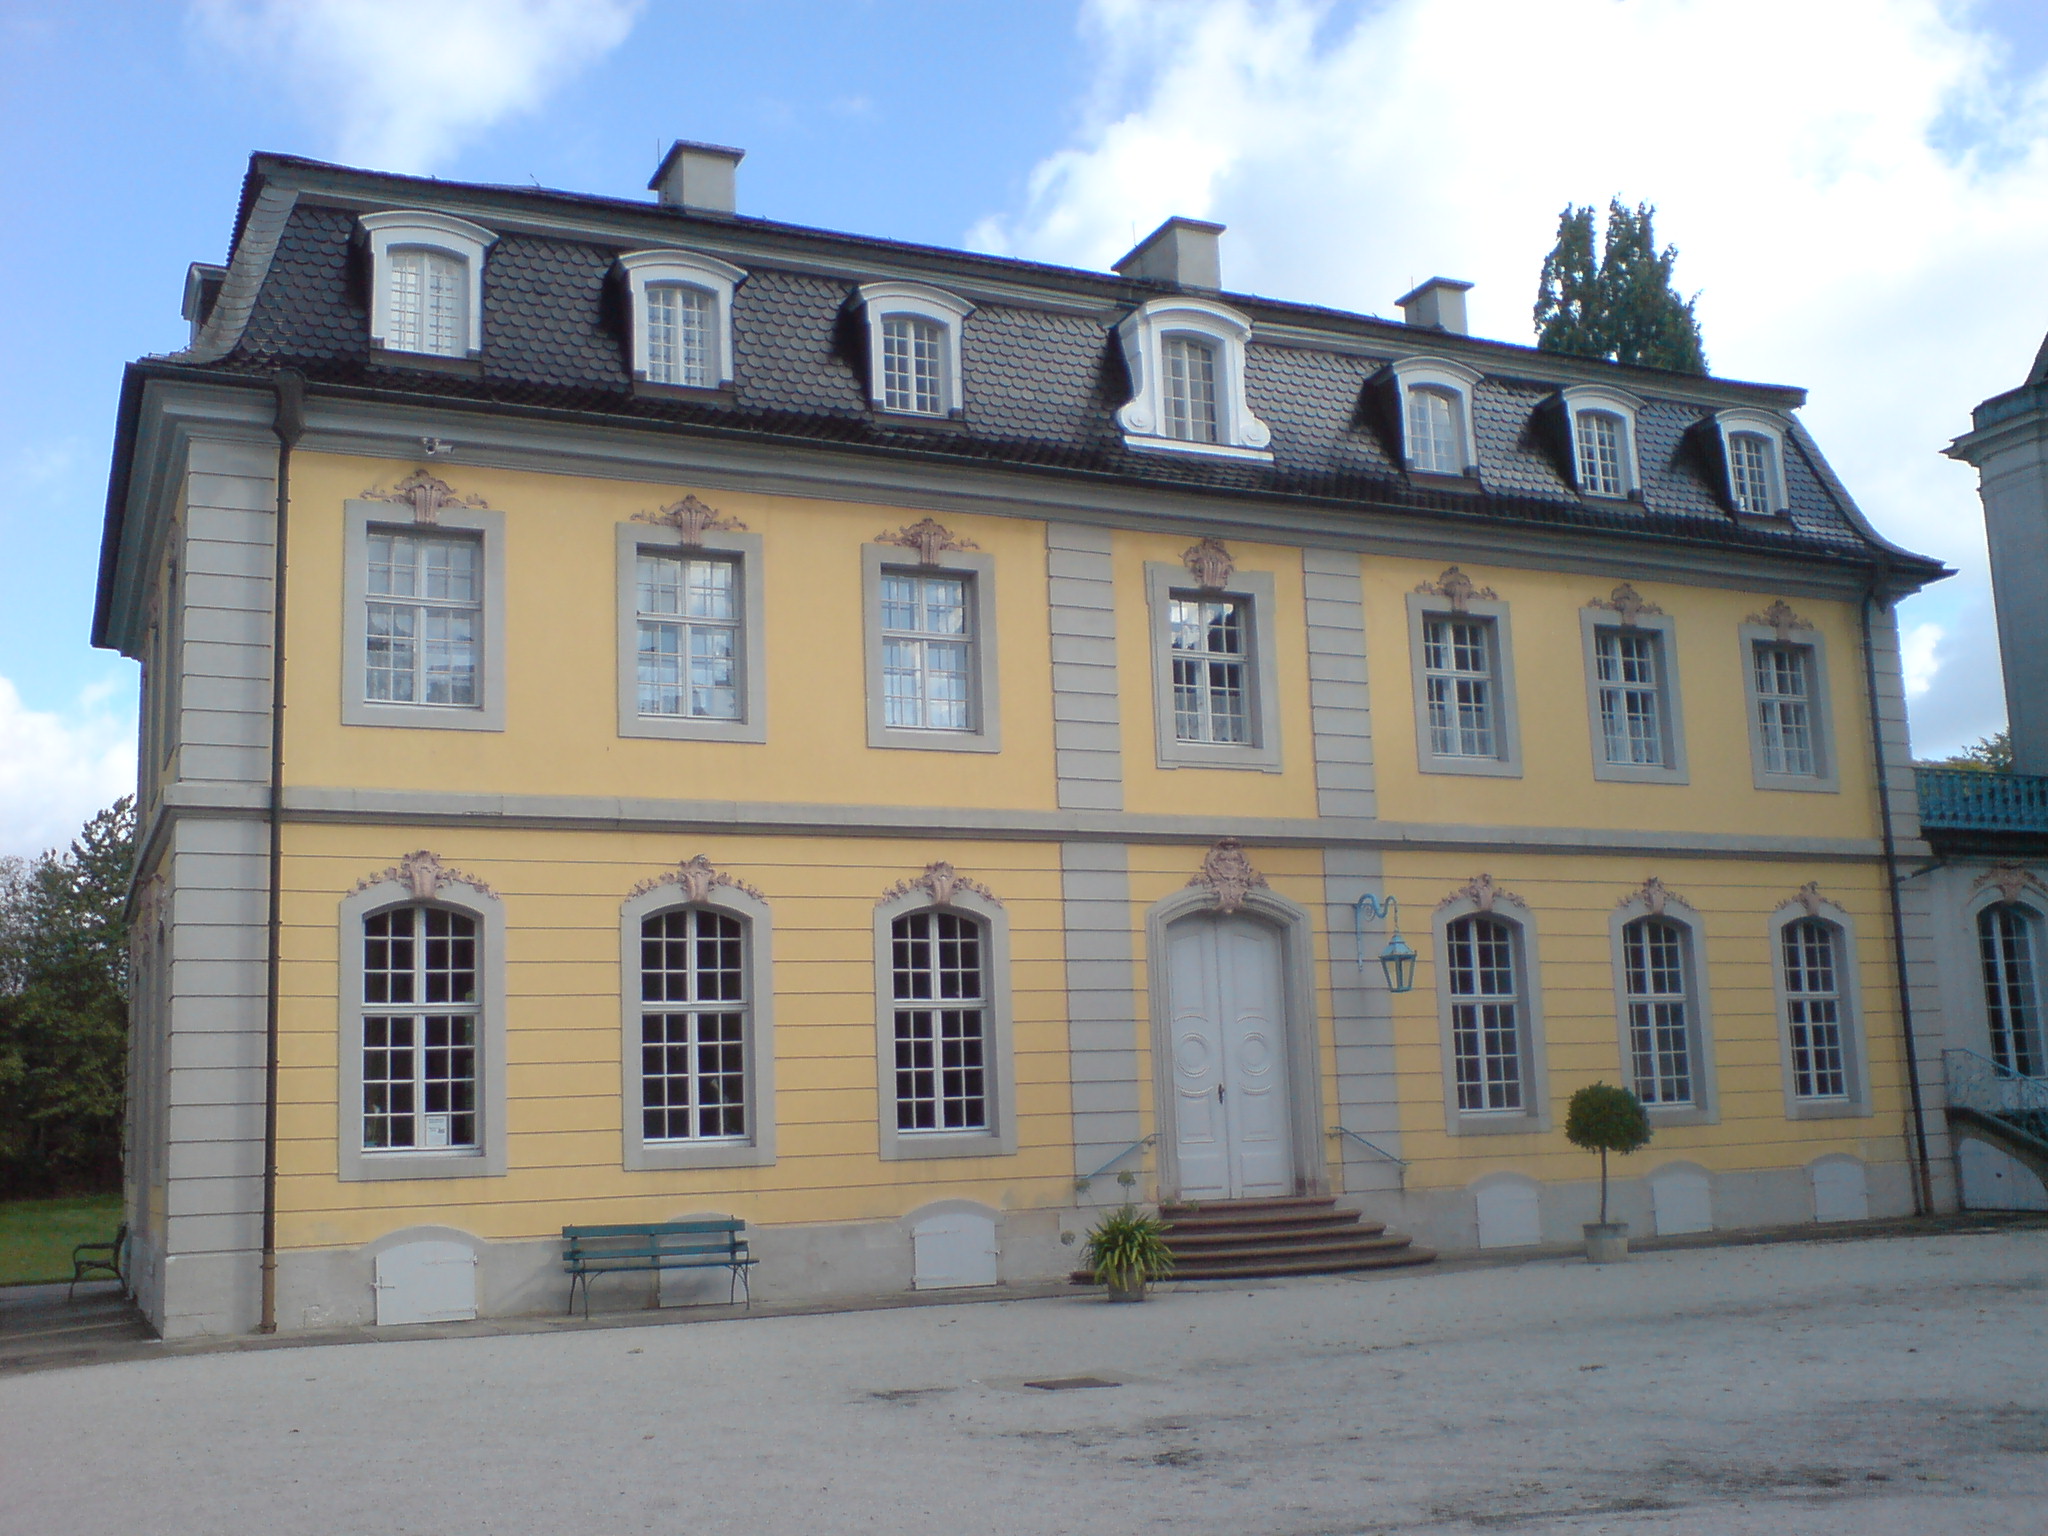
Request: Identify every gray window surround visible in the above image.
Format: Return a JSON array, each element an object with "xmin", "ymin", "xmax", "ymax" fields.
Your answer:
[
  {"xmin": 614, "ymin": 524, "xmax": 767, "ymax": 744},
  {"xmin": 1766, "ymin": 898, "xmax": 1871, "ymax": 1121},
  {"xmin": 1431, "ymin": 894, "xmax": 1550, "ymax": 1135},
  {"xmin": 873, "ymin": 881, "xmax": 1017, "ymax": 1161},
  {"xmin": 1738, "ymin": 623, "xmax": 1839, "ymax": 793},
  {"xmin": 1608, "ymin": 895, "xmax": 1719, "ymax": 1127},
  {"xmin": 1578, "ymin": 610, "xmax": 1689, "ymax": 785},
  {"xmin": 337, "ymin": 877, "xmax": 508, "ymax": 1182},
  {"xmin": 860, "ymin": 543, "xmax": 1002, "ymax": 753},
  {"xmin": 1143, "ymin": 561, "xmax": 1283, "ymax": 772},
  {"xmin": 1405, "ymin": 591, "xmax": 1522, "ymax": 778},
  {"xmin": 619, "ymin": 880, "xmax": 777, "ymax": 1171},
  {"xmin": 1559, "ymin": 383, "xmax": 1645, "ymax": 500},
  {"xmin": 1966, "ymin": 887, "xmax": 2047, "ymax": 1074},
  {"xmin": 342, "ymin": 500, "xmax": 507, "ymax": 733}
]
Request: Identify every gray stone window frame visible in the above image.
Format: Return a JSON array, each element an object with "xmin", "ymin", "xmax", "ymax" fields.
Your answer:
[
  {"xmin": 342, "ymin": 500, "xmax": 507, "ymax": 733},
  {"xmin": 337, "ymin": 877, "xmax": 508, "ymax": 1182},
  {"xmin": 1579, "ymin": 609, "xmax": 1689, "ymax": 785},
  {"xmin": 1144, "ymin": 561, "xmax": 1283, "ymax": 772},
  {"xmin": 1767, "ymin": 897, "xmax": 1871, "ymax": 1121},
  {"xmin": 1431, "ymin": 895, "xmax": 1550, "ymax": 1136},
  {"xmin": 860, "ymin": 543, "xmax": 1002, "ymax": 754},
  {"xmin": 1738, "ymin": 622, "xmax": 1839, "ymax": 793},
  {"xmin": 615, "ymin": 524, "xmax": 767, "ymax": 743},
  {"xmin": 1405, "ymin": 590, "xmax": 1522, "ymax": 778},
  {"xmin": 1964, "ymin": 884, "xmax": 2048, "ymax": 1073},
  {"xmin": 1608, "ymin": 893, "xmax": 1719, "ymax": 1127},
  {"xmin": 619, "ymin": 880, "xmax": 777, "ymax": 1171},
  {"xmin": 873, "ymin": 881, "xmax": 1016, "ymax": 1161}
]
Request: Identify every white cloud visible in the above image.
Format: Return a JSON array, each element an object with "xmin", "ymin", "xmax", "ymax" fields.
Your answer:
[
  {"xmin": 189, "ymin": 0, "xmax": 643, "ymax": 174},
  {"xmin": 0, "ymin": 676, "xmax": 135, "ymax": 862},
  {"xmin": 977, "ymin": 0, "xmax": 2048, "ymax": 758},
  {"xmin": 1901, "ymin": 622, "xmax": 1944, "ymax": 697}
]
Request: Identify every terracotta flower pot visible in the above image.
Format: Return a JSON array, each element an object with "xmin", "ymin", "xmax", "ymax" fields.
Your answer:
[{"xmin": 1584, "ymin": 1221, "xmax": 1630, "ymax": 1264}]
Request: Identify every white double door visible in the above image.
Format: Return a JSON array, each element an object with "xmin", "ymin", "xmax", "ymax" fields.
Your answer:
[{"xmin": 1165, "ymin": 913, "xmax": 1295, "ymax": 1201}]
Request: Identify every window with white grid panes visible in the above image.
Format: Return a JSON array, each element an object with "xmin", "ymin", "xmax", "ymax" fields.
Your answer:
[
  {"xmin": 1753, "ymin": 642, "xmax": 1817, "ymax": 776},
  {"xmin": 361, "ymin": 906, "xmax": 479, "ymax": 1151},
  {"xmin": 635, "ymin": 551, "xmax": 740, "ymax": 719},
  {"xmin": 1594, "ymin": 627, "xmax": 1665, "ymax": 766},
  {"xmin": 880, "ymin": 570, "xmax": 973, "ymax": 731},
  {"xmin": 1169, "ymin": 594, "xmax": 1250, "ymax": 744},
  {"xmin": 1782, "ymin": 918, "xmax": 1850, "ymax": 1101},
  {"xmin": 1163, "ymin": 335, "xmax": 1221, "ymax": 443},
  {"xmin": 891, "ymin": 910, "xmax": 987, "ymax": 1132},
  {"xmin": 365, "ymin": 529, "xmax": 481, "ymax": 707},
  {"xmin": 386, "ymin": 248, "xmax": 466, "ymax": 356},
  {"xmin": 1445, "ymin": 915, "xmax": 1523, "ymax": 1112},
  {"xmin": 639, "ymin": 907, "xmax": 748, "ymax": 1142},
  {"xmin": 1979, "ymin": 904, "xmax": 2045, "ymax": 1077},
  {"xmin": 1423, "ymin": 615, "xmax": 1496, "ymax": 757},
  {"xmin": 881, "ymin": 315, "xmax": 946, "ymax": 414},
  {"xmin": 1623, "ymin": 917, "xmax": 1695, "ymax": 1105},
  {"xmin": 645, "ymin": 284, "xmax": 715, "ymax": 387},
  {"xmin": 1729, "ymin": 431, "xmax": 1778, "ymax": 515},
  {"xmin": 1576, "ymin": 410, "xmax": 1627, "ymax": 496},
  {"xmin": 1406, "ymin": 387, "xmax": 1462, "ymax": 474}
]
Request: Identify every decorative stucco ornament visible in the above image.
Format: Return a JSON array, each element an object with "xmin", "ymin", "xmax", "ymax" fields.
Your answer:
[
  {"xmin": 634, "ymin": 495, "xmax": 747, "ymax": 546},
  {"xmin": 628, "ymin": 854, "xmax": 764, "ymax": 904},
  {"xmin": 352, "ymin": 850, "xmax": 497, "ymax": 901},
  {"xmin": 879, "ymin": 861, "xmax": 1001, "ymax": 908},
  {"xmin": 1747, "ymin": 599, "xmax": 1814, "ymax": 641},
  {"xmin": 1181, "ymin": 538, "xmax": 1236, "ymax": 591},
  {"xmin": 361, "ymin": 469, "xmax": 492, "ymax": 526},
  {"xmin": 1586, "ymin": 582, "xmax": 1664, "ymax": 627},
  {"xmin": 1973, "ymin": 865, "xmax": 2048, "ymax": 905},
  {"xmin": 1620, "ymin": 875, "xmax": 1685, "ymax": 916},
  {"xmin": 1415, "ymin": 566, "xmax": 1498, "ymax": 613},
  {"xmin": 877, "ymin": 518, "xmax": 978, "ymax": 566},
  {"xmin": 1794, "ymin": 880, "xmax": 1829, "ymax": 917},
  {"xmin": 1189, "ymin": 838, "xmax": 1269, "ymax": 914},
  {"xmin": 1438, "ymin": 873, "xmax": 1525, "ymax": 913}
]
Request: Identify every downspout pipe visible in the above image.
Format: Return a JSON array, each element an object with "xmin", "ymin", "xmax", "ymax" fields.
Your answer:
[
  {"xmin": 260, "ymin": 370, "xmax": 304, "ymax": 1334},
  {"xmin": 1860, "ymin": 566, "xmax": 1934, "ymax": 1215}
]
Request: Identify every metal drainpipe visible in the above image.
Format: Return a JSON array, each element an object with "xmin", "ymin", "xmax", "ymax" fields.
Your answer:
[
  {"xmin": 1860, "ymin": 567, "xmax": 1934, "ymax": 1215},
  {"xmin": 260, "ymin": 371, "xmax": 305, "ymax": 1334}
]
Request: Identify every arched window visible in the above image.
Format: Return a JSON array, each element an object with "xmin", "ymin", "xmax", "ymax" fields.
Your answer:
[
  {"xmin": 645, "ymin": 284, "xmax": 716, "ymax": 387},
  {"xmin": 856, "ymin": 282, "xmax": 973, "ymax": 418},
  {"xmin": 1406, "ymin": 386, "xmax": 1462, "ymax": 475},
  {"xmin": 1782, "ymin": 917, "xmax": 1850, "ymax": 1101},
  {"xmin": 638, "ymin": 907, "xmax": 749, "ymax": 1142},
  {"xmin": 1622, "ymin": 916, "xmax": 1697, "ymax": 1106},
  {"xmin": 1445, "ymin": 914, "xmax": 1523, "ymax": 1112},
  {"xmin": 1728, "ymin": 433, "xmax": 1777, "ymax": 515},
  {"xmin": 881, "ymin": 314, "xmax": 946, "ymax": 414},
  {"xmin": 1575, "ymin": 410, "xmax": 1626, "ymax": 496},
  {"xmin": 1163, "ymin": 334, "xmax": 1221, "ymax": 443},
  {"xmin": 362, "ymin": 905, "xmax": 480, "ymax": 1152},
  {"xmin": 387, "ymin": 248, "xmax": 467, "ymax": 357},
  {"xmin": 891, "ymin": 909, "xmax": 988, "ymax": 1132},
  {"xmin": 1980, "ymin": 903, "xmax": 2045, "ymax": 1077}
]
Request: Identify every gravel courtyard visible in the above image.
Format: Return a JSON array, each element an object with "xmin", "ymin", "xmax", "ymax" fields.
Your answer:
[{"xmin": 4, "ymin": 1228, "xmax": 2045, "ymax": 1535}]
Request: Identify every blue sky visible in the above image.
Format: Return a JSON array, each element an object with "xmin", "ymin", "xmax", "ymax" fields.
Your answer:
[{"xmin": 3, "ymin": 0, "xmax": 2046, "ymax": 856}]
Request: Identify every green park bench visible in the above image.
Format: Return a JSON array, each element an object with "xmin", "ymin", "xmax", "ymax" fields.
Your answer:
[
  {"xmin": 69, "ymin": 1221, "xmax": 128, "ymax": 1300},
  {"xmin": 561, "ymin": 1219, "xmax": 755, "ymax": 1318}
]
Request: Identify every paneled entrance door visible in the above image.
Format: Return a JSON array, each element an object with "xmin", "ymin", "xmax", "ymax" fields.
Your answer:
[{"xmin": 1165, "ymin": 912, "xmax": 1295, "ymax": 1201}]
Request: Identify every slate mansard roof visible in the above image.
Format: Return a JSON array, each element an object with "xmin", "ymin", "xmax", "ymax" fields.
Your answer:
[{"xmin": 98, "ymin": 153, "xmax": 1945, "ymax": 646}]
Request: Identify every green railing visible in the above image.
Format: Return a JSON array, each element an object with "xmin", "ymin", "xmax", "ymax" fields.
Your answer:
[{"xmin": 1915, "ymin": 767, "xmax": 2048, "ymax": 833}]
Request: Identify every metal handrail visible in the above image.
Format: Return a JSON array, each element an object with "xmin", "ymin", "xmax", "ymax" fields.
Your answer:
[
  {"xmin": 1329, "ymin": 1126, "xmax": 1408, "ymax": 1167},
  {"xmin": 1915, "ymin": 767, "xmax": 2048, "ymax": 832},
  {"xmin": 1074, "ymin": 1133, "xmax": 1158, "ymax": 1194},
  {"xmin": 1945, "ymin": 1047, "xmax": 2048, "ymax": 1122}
]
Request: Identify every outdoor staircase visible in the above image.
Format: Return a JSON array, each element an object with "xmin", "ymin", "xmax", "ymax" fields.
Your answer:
[{"xmin": 1076, "ymin": 1196, "xmax": 1435, "ymax": 1284}]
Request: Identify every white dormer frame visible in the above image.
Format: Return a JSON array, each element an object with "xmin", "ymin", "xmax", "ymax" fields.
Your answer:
[
  {"xmin": 1116, "ymin": 297, "xmax": 1273, "ymax": 461},
  {"xmin": 619, "ymin": 249, "xmax": 745, "ymax": 388},
  {"xmin": 855, "ymin": 282, "xmax": 974, "ymax": 416},
  {"xmin": 1714, "ymin": 408, "xmax": 1792, "ymax": 516},
  {"xmin": 1560, "ymin": 383, "xmax": 1645, "ymax": 499},
  {"xmin": 359, "ymin": 210, "xmax": 496, "ymax": 359},
  {"xmin": 1388, "ymin": 355, "xmax": 1483, "ymax": 476}
]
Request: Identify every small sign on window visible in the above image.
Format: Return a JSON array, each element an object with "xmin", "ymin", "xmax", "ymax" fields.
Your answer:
[{"xmin": 423, "ymin": 1114, "xmax": 452, "ymax": 1149}]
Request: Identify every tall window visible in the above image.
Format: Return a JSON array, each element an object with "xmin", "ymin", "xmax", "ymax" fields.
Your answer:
[
  {"xmin": 892, "ymin": 910, "xmax": 987, "ymax": 1132},
  {"xmin": 1753, "ymin": 642, "xmax": 1817, "ymax": 776},
  {"xmin": 1446, "ymin": 915, "xmax": 1523, "ymax": 1112},
  {"xmin": 1594, "ymin": 628, "xmax": 1664, "ymax": 767},
  {"xmin": 1407, "ymin": 387, "xmax": 1462, "ymax": 474},
  {"xmin": 881, "ymin": 315, "xmax": 945, "ymax": 414},
  {"xmin": 1623, "ymin": 917, "xmax": 1695, "ymax": 1105},
  {"xmin": 366, "ymin": 530, "xmax": 480, "ymax": 707},
  {"xmin": 362, "ymin": 906, "xmax": 478, "ymax": 1151},
  {"xmin": 1980, "ymin": 904, "xmax": 2045, "ymax": 1077},
  {"xmin": 1423, "ymin": 615, "xmax": 1496, "ymax": 757},
  {"xmin": 635, "ymin": 551, "xmax": 739, "ymax": 719},
  {"xmin": 645, "ymin": 285, "xmax": 715, "ymax": 387},
  {"xmin": 881, "ymin": 571, "xmax": 973, "ymax": 731},
  {"xmin": 387, "ymin": 248, "xmax": 466, "ymax": 356},
  {"xmin": 1163, "ymin": 335, "xmax": 1220, "ymax": 444},
  {"xmin": 1783, "ymin": 918, "xmax": 1850, "ymax": 1100},
  {"xmin": 1169, "ymin": 594, "xmax": 1249, "ymax": 743},
  {"xmin": 1729, "ymin": 432, "xmax": 1778, "ymax": 515},
  {"xmin": 639, "ymin": 908, "xmax": 747, "ymax": 1142},
  {"xmin": 1576, "ymin": 410, "xmax": 1626, "ymax": 496}
]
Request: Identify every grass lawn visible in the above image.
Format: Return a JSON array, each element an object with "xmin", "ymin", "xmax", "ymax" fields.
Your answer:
[{"xmin": 0, "ymin": 1194, "xmax": 123, "ymax": 1286}]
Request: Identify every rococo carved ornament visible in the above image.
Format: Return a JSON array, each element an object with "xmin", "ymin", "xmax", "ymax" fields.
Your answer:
[
  {"xmin": 629, "ymin": 854, "xmax": 764, "ymax": 904},
  {"xmin": 876, "ymin": 518, "xmax": 978, "ymax": 566},
  {"xmin": 879, "ymin": 861, "xmax": 1002, "ymax": 909},
  {"xmin": 1188, "ymin": 838, "xmax": 1269, "ymax": 914},
  {"xmin": 1619, "ymin": 875, "xmax": 1686, "ymax": 917},
  {"xmin": 633, "ymin": 495, "xmax": 747, "ymax": 545},
  {"xmin": 1793, "ymin": 880, "xmax": 1831, "ymax": 917},
  {"xmin": 1747, "ymin": 599, "xmax": 1814, "ymax": 641},
  {"xmin": 361, "ymin": 469, "xmax": 493, "ymax": 526},
  {"xmin": 1437, "ymin": 872, "xmax": 1525, "ymax": 914},
  {"xmin": 1415, "ymin": 565, "xmax": 1498, "ymax": 613},
  {"xmin": 1181, "ymin": 538, "xmax": 1236, "ymax": 590},
  {"xmin": 352, "ymin": 850, "xmax": 498, "ymax": 902},
  {"xmin": 1586, "ymin": 582, "xmax": 1664, "ymax": 626},
  {"xmin": 1973, "ymin": 865, "xmax": 2048, "ymax": 905}
]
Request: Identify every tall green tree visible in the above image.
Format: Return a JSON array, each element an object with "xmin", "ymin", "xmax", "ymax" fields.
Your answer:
[{"xmin": 1534, "ymin": 199, "xmax": 1708, "ymax": 375}]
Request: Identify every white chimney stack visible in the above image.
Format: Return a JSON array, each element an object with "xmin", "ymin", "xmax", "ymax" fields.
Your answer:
[
  {"xmin": 649, "ymin": 140, "xmax": 745, "ymax": 215},
  {"xmin": 1114, "ymin": 217, "xmax": 1225, "ymax": 290},
  {"xmin": 1398, "ymin": 277, "xmax": 1473, "ymax": 335}
]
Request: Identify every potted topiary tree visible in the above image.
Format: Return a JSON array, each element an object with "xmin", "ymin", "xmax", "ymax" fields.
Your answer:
[
  {"xmin": 1082, "ymin": 1204, "xmax": 1175, "ymax": 1302},
  {"xmin": 1564, "ymin": 1082, "xmax": 1651, "ymax": 1263}
]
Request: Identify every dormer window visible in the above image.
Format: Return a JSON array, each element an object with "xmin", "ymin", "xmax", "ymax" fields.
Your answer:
[
  {"xmin": 1559, "ymin": 385, "xmax": 1644, "ymax": 499},
  {"xmin": 1116, "ymin": 298, "xmax": 1271, "ymax": 460},
  {"xmin": 620, "ymin": 250, "xmax": 744, "ymax": 390},
  {"xmin": 360, "ymin": 211, "xmax": 496, "ymax": 360},
  {"xmin": 1713, "ymin": 409, "xmax": 1791, "ymax": 516},
  {"xmin": 1387, "ymin": 356, "xmax": 1482, "ymax": 477},
  {"xmin": 856, "ymin": 283, "xmax": 973, "ymax": 417}
]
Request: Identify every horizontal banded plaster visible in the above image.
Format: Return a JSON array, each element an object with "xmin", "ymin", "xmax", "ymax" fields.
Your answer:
[
  {"xmin": 1323, "ymin": 845, "xmax": 1403, "ymax": 1193},
  {"xmin": 1046, "ymin": 524, "xmax": 1123, "ymax": 811},
  {"xmin": 1061, "ymin": 843, "xmax": 1141, "ymax": 1189},
  {"xmin": 1303, "ymin": 548, "xmax": 1375, "ymax": 819}
]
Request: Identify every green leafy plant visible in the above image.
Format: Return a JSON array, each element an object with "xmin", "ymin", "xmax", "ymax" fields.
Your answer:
[
  {"xmin": 1534, "ymin": 200, "xmax": 1707, "ymax": 375},
  {"xmin": 1082, "ymin": 1204, "xmax": 1174, "ymax": 1297},
  {"xmin": 1565, "ymin": 1082, "xmax": 1652, "ymax": 1225}
]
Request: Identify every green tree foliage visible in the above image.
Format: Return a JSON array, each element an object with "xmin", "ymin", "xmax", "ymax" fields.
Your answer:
[
  {"xmin": 1535, "ymin": 200, "xmax": 1708, "ymax": 375},
  {"xmin": 1940, "ymin": 730, "xmax": 2012, "ymax": 773},
  {"xmin": 1564, "ymin": 1081, "xmax": 1651, "ymax": 1224},
  {"xmin": 0, "ymin": 798, "xmax": 135, "ymax": 1195}
]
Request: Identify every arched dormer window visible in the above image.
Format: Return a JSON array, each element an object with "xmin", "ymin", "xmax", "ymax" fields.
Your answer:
[
  {"xmin": 359, "ymin": 210, "xmax": 496, "ymax": 360},
  {"xmin": 1559, "ymin": 384, "xmax": 1644, "ymax": 499},
  {"xmin": 1116, "ymin": 297, "xmax": 1272, "ymax": 460},
  {"xmin": 1713, "ymin": 409, "xmax": 1791, "ymax": 516},
  {"xmin": 1387, "ymin": 356, "xmax": 1482, "ymax": 478},
  {"xmin": 856, "ymin": 282, "xmax": 974, "ymax": 417},
  {"xmin": 619, "ymin": 249, "xmax": 745, "ymax": 390}
]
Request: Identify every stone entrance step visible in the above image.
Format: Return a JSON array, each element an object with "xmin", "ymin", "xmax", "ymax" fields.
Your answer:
[{"xmin": 1074, "ymin": 1195, "xmax": 1434, "ymax": 1284}]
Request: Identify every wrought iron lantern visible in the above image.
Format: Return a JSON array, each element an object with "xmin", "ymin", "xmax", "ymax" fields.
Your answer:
[{"xmin": 1352, "ymin": 893, "xmax": 1417, "ymax": 993}]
